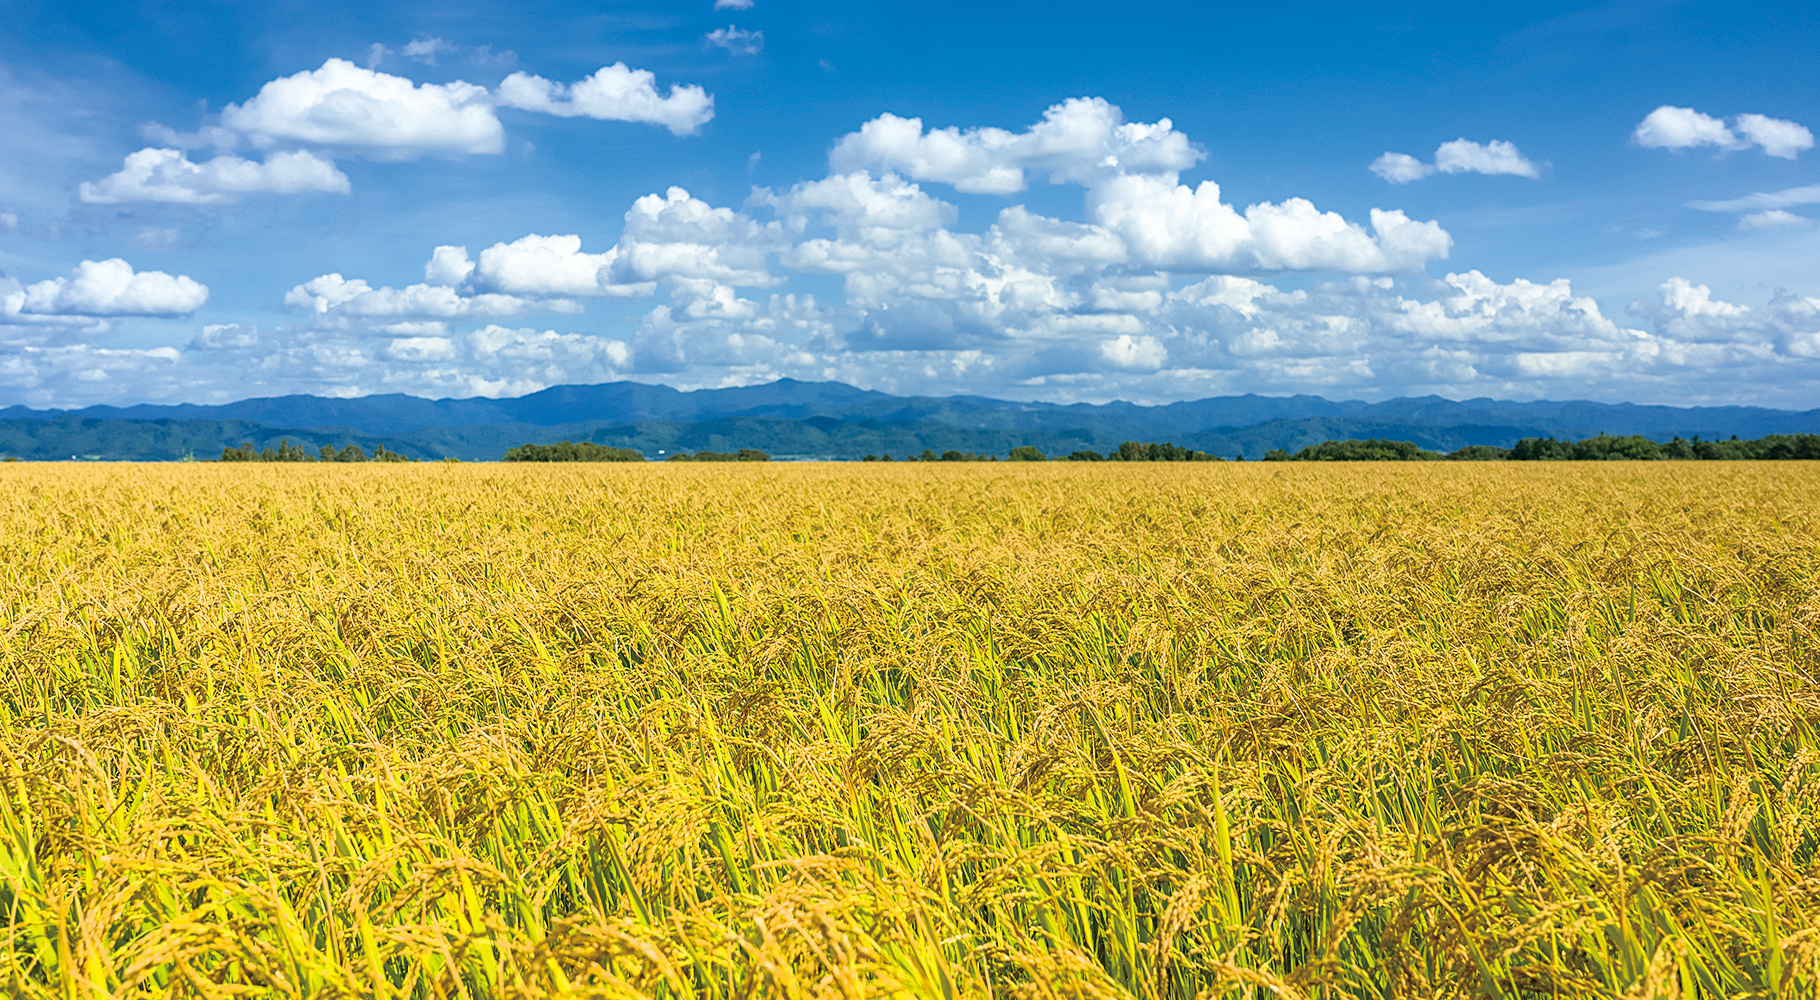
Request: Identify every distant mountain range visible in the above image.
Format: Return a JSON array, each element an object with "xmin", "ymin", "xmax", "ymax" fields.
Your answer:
[{"xmin": 3, "ymin": 379, "xmax": 1818, "ymax": 461}]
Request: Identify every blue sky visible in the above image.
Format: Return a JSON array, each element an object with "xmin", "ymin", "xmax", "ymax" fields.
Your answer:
[{"xmin": 2, "ymin": 0, "xmax": 1816, "ymax": 408}]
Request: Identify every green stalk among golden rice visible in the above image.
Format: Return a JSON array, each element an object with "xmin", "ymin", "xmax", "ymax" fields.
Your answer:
[{"xmin": 1, "ymin": 463, "xmax": 1816, "ymax": 998}]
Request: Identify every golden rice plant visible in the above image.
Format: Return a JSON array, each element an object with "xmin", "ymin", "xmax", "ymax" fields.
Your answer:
[{"xmin": 1, "ymin": 462, "xmax": 1816, "ymax": 998}]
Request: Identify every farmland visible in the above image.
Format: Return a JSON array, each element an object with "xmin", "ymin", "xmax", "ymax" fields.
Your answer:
[{"xmin": 2, "ymin": 463, "xmax": 1817, "ymax": 998}]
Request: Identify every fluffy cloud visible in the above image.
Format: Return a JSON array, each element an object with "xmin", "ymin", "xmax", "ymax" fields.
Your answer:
[
  {"xmin": 1372, "ymin": 139, "xmax": 1539, "ymax": 182},
  {"xmin": 222, "ymin": 59, "xmax": 503, "ymax": 158},
  {"xmin": 0, "ymin": 343, "xmax": 183, "ymax": 399},
  {"xmin": 189, "ymin": 323, "xmax": 261, "ymax": 350},
  {"xmin": 1434, "ymin": 139, "xmax": 1540, "ymax": 177},
  {"xmin": 829, "ymin": 98, "xmax": 1202, "ymax": 194},
  {"xmin": 79, "ymin": 147, "xmax": 350, "ymax": 203},
  {"xmin": 430, "ymin": 190, "xmax": 784, "ymax": 304},
  {"xmin": 496, "ymin": 64, "xmax": 714, "ymax": 135},
  {"xmin": 758, "ymin": 172, "xmax": 957, "ymax": 238},
  {"xmin": 293, "ymin": 187, "xmax": 786, "ymax": 336},
  {"xmin": 714, "ymin": 0, "xmax": 754, "ymax": 8},
  {"xmin": 5, "ymin": 259, "xmax": 208, "ymax": 317},
  {"xmin": 614, "ymin": 187, "xmax": 787, "ymax": 286},
  {"xmin": 1633, "ymin": 106, "xmax": 1734, "ymax": 150},
  {"xmin": 1100, "ymin": 334, "xmax": 1167, "ymax": 370},
  {"xmin": 1735, "ymin": 113, "xmax": 1816, "ymax": 159},
  {"xmin": 86, "ymin": 56, "xmax": 714, "ymax": 203},
  {"xmin": 424, "ymin": 245, "xmax": 476, "ymax": 286},
  {"xmin": 1087, "ymin": 174, "xmax": 1450, "ymax": 272},
  {"xmin": 1368, "ymin": 152, "xmax": 1432, "ymax": 184},
  {"xmin": 468, "ymin": 235, "xmax": 645, "ymax": 297},
  {"xmin": 1632, "ymin": 279, "xmax": 1820, "ymax": 359},
  {"xmin": 283, "ymin": 273, "xmax": 564, "ymax": 320},
  {"xmin": 1633, "ymin": 105, "xmax": 1813, "ymax": 159},
  {"xmin": 706, "ymin": 26, "xmax": 764, "ymax": 55},
  {"xmin": 823, "ymin": 100, "xmax": 1449, "ymax": 275}
]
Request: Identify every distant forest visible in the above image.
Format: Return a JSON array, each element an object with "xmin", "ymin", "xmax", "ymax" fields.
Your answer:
[
  {"xmin": 219, "ymin": 440, "xmax": 412, "ymax": 463},
  {"xmin": 1260, "ymin": 433, "xmax": 1820, "ymax": 462},
  {"xmin": 10, "ymin": 431, "xmax": 1810, "ymax": 464}
]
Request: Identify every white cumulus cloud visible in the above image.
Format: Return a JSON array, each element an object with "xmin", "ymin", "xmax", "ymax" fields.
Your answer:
[
  {"xmin": 1433, "ymin": 139, "xmax": 1540, "ymax": 177},
  {"xmin": 1734, "ymin": 113, "xmax": 1816, "ymax": 159},
  {"xmin": 1372, "ymin": 139, "xmax": 1539, "ymax": 182},
  {"xmin": 424, "ymin": 245, "xmax": 477, "ymax": 286},
  {"xmin": 613, "ymin": 186, "xmax": 787, "ymax": 287},
  {"xmin": 1100, "ymin": 333, "xmax": 1167, "ymax": 370},
  {"xmin": 1087, "ymin": 174, "xmax": 1450, "ymax": 273},
  {"xmin": 471, "ymin": 234, "xmax": 645, "ymax": 298},
  {"xmin": 6, "ymin": 259, "xmax": 208, "ymax": 317},
  {"xmin": 221, "ymin": 58, "xmax": 503, "ymax": 159},
  {"xmin": 1370, "ymin": 152, "xmax": 1433, "ymax": 183},
  {"xmin": 757, "ymin": 172, "xmax": 958, "ymax": 238},
  {"xmin": 1634, "ymin": 105, "xmax": 1812, "ymax": 159},
  {"xmin": 283, "ymin": 273, "xmax": 563, "ymax": 320},
  {"xmin": 714, "ymin": 0, "xmax": 754, "ymax": 8},
  {"xmin": 1633, "ymin": 105, "xmax": 1735, "ymax": 150},
  {"xmin": 829, "ymin": 98, "xmax": 1203, "ymax": 194},
  {"xmin": 496, "ymin": 64, "xmax": 714, "ymax": 136},
  {"xmin": 79, "ymin": 147, "xmax": 350, "ymax": 204},
  {"xmin": 823, "ymin": 99, "xmax": 1449, "ymax": 275}
]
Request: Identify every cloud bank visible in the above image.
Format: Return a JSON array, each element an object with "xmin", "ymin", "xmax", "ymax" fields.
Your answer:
[{"xmin": 16, "ymin": 97, "xmax": 1820, "ymax": 409}]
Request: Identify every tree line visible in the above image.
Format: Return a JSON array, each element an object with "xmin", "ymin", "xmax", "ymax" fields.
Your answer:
[
  {"xmin": 1258, "ymin": 433, "xmax": 1820, "ymax": 462},
  {"xmin": 220, "ymin": 440, "xmax": 411, "ymax": 462},
  {"xmin": 665, "ymin": 449, "xmax": 770, "ymax": 462},
  {"xmin": 502, "ymin": 442, "xmax": 772, "ymax": 462},
  {"xmin": 221, "ymin": 432, "xmax": 1820, "ymax": 465},
  {"xmin": 863, "ymin": 442, "xmax": 1224, "ymax": 462}
]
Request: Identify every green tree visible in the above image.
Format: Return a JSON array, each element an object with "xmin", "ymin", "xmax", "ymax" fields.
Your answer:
[
  {"xmin": 665, "ymin": 449, "xmax": 771, "ymax": 462},
  {"xmin": 1288, "ymin": 439, "xmax": 1442, "ymax": 461},
  {"xmin": 504, "ymin": 441, "xmax": 645, "ymax": 462},
  {"xmin": 1446, "ymin": 445, "xmax": 1511, "ymax": 461},
  {"xmin": 1008, "ymin": 445, "xmax": 1046, "ymax": 462},
  {"xmin": 1111, "ymin": 441, "xmax": 1221, "ymax": 462},
  {"xmin": 1509, "ymin": 437, "xmax": 1575, "ymax": 460}
]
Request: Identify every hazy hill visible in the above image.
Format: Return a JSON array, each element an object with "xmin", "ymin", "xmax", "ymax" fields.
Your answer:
[{"xmin": 2, "ymin": 379, "xmax": 1817, "ymax": 460}]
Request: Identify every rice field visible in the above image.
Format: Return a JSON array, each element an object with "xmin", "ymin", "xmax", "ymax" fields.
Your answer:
[{"xmin": 1, "ymin": 462, "xmax": 1817, "ymax": 998}]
